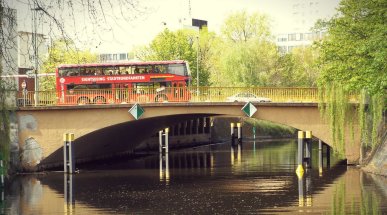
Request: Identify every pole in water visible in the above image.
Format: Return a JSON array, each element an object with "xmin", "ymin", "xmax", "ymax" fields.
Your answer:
[
  {"xmin": 164, "ymin": 128, "xmax": 169, "ymax": 154},
  {"xmin": 159, "ymin": 130, "xmax": 163, "ymax": 154},
  {"xmin": 297, "ymin": 167, "xmax": 304, "ymax": 207},
  {"xmin": 230, "ymin": 123, "xmax": 235, "ymax": 145},
  {"xmin": 63, "ymin": 133, "xmax": 69, "ymax": 173},
  {"xmin": 305, "ymin": 131, "xmax": 312, "ymax": 169},
  {"xmin": 318, "ymin": 140, "xmax": 323, "ymax": 176},
  {"xmin": 296, "ymin": 131, "xmax": 305, "ymax": 175},
  {"xmin": 237, "ymin": 122, "xmax": 242, "ymax": 143},
  {"xmin": 64, "ymin": 174, "xmax": 74, "ymax": 213},
  {"xmin": 326, "ymin": 144, "xmax": 331, "ymax": 168},
  {"xmin": 68, "ymin": 133, "xmax": 75, "ymax": 174},
  {"xmin": 63, "ymin": 133, "xmax": 75, "ymax": 174}
]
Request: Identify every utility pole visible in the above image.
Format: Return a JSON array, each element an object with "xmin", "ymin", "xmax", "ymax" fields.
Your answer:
[
  {"xmin": 196, "ymin": 35, "xmax": 199, "ymax": 97},
  {"xmin": 32, "ymin": 5, "xmax": 41, "ymax": 106}
]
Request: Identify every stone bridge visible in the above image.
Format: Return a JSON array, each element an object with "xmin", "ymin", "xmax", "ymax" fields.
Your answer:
[{"xmin": 16, "ymin": 102, "xmax": 360, "ymax": 169}]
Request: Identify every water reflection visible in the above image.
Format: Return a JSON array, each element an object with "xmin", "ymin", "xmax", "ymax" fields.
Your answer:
[
  {"xmin": 64, "ymin": 175, "xmax": 75, "ymax": 214},
  {"xmin": 2, "ymin": 140, "xmax": 387, "ymax": 214},
  {"xmin": 159, "ymin": 153, "xmax": 170, "ymax": 183}
]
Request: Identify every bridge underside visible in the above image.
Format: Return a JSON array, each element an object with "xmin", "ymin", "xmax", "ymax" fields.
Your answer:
[
  {"xmin": 40, "ymin": 114, "xmax": 215, "ymax": 169},
  {"xmin": 16, "ymin": 102, "xmax": 360, "ymax": 169}
]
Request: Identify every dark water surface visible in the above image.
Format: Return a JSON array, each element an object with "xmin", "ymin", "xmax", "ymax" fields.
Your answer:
[{"xmin": 3, "ymin": 140, "xmax": 387, "ymax": 214}]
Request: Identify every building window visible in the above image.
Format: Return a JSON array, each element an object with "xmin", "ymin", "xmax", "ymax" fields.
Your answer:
[
  {"xmin": 288, "ymin": 34, "xmax": 297, "ymax": 41},
  {"xmin": 119, "ymin": 53, "xmax": 127, "ymax": 60}
]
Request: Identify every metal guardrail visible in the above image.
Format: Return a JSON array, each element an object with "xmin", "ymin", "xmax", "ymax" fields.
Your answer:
[{"xmin": 12, "ymin": 87, "xmax": 323, "ymax": 107}]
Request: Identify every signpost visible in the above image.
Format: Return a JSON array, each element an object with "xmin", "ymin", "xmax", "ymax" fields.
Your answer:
[
  {"xmin": 21, "ymin": 80, "xmax": 27, "ymax": 107},
  {"xmin": 128, "ymin": 103, "xmax": 145, "ymax": 120},
  {"xmin": 241, "ymin": 102, "xmax": 257, "ymax": 117}
]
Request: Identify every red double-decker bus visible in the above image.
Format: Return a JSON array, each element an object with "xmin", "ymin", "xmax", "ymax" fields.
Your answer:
[{"xmin": 56, "ymin": 60, "xmax": 191, "ymax": 104}]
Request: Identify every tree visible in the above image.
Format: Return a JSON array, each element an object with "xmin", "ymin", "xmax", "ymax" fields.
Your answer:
[
  {"xmin": 270, "ymin": 46, "xmax": 319, "ymax": 87},
  {"xmin": 316, "ymin": 0, "xmax": 386, "ymax": 94},
  {"xmin": 39, "ymin": 39, "xmax": 98, "ymax": 90},
  {"xmin": 213, "ymin": 11, "xmax": 278, "ymax": 87},
  {"xmin": 221, "ymin": 10, "xmax": 271, "ymax": 43},
  {"xmin": 0, "ymin": 3, "xmax": 18, "ymax": 171},
  {"xmin": 315, "ymin": 0, "xmax": 386, "ymax": 154},
  {"xmin": 136, "ymin": 28, "xmax": 217, "ymax": 86}
]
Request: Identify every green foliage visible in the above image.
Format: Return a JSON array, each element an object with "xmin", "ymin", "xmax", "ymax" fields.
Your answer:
[
  {"xmin": 317, "ymin": 0, "xmax": 386, "ymax": 94},
  {"xmin": 245, "ymin": 118, "xmax": 295, "ymax": 137},
  {"xmin": 216, "ymin": 40, "xmax": 278, "ymax": 87},
  {"xmin": 270, "ymin": 46, "xmax": 319, "ymax": 87},
  {"xmin": 137, "ymin": 10, "xmax": 321, "ymax": 89},
  {"xmin": 0, "ymin": 84, "xmax": 11, "ymax": 171},
  {"xmin": 0, "ymin": 66, "xmax": 12, "ymax": 172},
  {"xmin": 316, "ymin": 0, "xmax": 386, "ymax": 153},
  {"xmin": 319, "ymin": 83, "xmax": 350, "ymax": 156},
  {"xmin": 40, "ymin": 39, "xmax": 98, "ymax": 90},
  {"xmin": 213, "ymin": 11, "xmax": 279, "ymax": 87},
  {"xmin": 221, "ymin": 10, "xmax": 271, "ymax": 43},
  {"xmin": 136, "ymin": 28, "xmax": 217, "ymax": 87}
]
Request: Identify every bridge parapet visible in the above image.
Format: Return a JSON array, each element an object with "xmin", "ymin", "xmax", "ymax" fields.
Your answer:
[{"xmin": 13, "ymin": 87, "xmax": 324, "ymax": 107}]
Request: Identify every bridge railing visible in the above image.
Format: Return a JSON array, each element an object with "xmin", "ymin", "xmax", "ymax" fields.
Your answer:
[
  {"xmin": 190, "ymin": 87, "xmax": 319, "ymax": 103},
  {"xmin": 14, "ymin": 87, "xmax": 322, "ymax": 107}
]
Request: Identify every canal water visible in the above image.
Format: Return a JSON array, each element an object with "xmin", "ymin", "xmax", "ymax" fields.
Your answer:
[{"xmin": 3, "ymin": 140, "xmax": 387, "ymax": 214}]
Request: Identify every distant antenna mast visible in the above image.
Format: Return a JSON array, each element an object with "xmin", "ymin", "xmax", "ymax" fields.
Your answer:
[{"xmin": 188, "ymin": 0, "xmax": 192, "ymax": 18}]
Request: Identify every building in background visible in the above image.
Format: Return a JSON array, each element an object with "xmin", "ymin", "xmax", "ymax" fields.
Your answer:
[
  {"xmin": 99, "ymin": 52, "xmax": 131, "ymax": 63},
  {"xmin": 276, "ymin": 31, "xmax": 326, "ymax": 54},
  {"xmin": 192, "ymin": 18, "xmax": 207, "ymax": 30},
  {"xmin": 275, "ymin": 0, "xmax": 338, "ymax": 54},
  {"xmin": 18, "ymin": 31, "xmax": 48, "ymax": 91}
]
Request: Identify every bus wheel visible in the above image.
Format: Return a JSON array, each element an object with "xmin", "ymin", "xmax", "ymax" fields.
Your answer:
[
  {"xmin": 155, "ymin": 94, "xmax": 168, "ymax": 102},
  {"xmin": 77, "ymin": 97, "xmax": 89, "ymax": 105},
  {"xmin": 93, "ymin": 96, "xmax": 106, "ymax": 104}
]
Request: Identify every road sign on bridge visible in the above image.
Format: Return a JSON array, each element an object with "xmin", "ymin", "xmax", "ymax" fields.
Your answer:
[
  {"xmin": 242, "ymin": 102, "xmax": 257, "ymax": 117},
  {"xmin": 128, "ymin": 103, "xmax": 144, "ymax": 120}
]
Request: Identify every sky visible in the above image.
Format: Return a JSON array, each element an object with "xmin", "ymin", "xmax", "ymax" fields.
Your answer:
[{"xmin": 8, "ymin": 0, "xmax": 341, "ymax": 54}]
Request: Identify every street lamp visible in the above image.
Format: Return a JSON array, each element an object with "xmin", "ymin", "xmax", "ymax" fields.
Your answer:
[
  {"xmin": 196, "ymin": 35, "xmax": 199, "ymax": 97},
  {"xmin": 32, "ymin": 6, "xmax": 43, "ymax": 106}
]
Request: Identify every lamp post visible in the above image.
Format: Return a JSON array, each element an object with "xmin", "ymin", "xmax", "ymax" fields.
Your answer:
[
  {"xmin": 196, "ymin": 35, "xmax": 199, "ymax": 97},
  {"xmin": 32, "ymin": 6, "xmax": 42, "ymax": 106}
]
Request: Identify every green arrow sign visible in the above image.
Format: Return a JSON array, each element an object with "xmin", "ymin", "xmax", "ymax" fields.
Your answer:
[
  {"xmin": 242, "ymin": 102, "xmax": 257, "ymax": 117},
  {"xmin": 128, "ymin": 103, "xmax": 144, "ymax": 120}
]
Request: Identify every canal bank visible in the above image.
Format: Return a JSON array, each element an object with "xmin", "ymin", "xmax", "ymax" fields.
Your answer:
[{"xmin": 362, "ymin": 130, "xmax": 387, "ymax": 176}]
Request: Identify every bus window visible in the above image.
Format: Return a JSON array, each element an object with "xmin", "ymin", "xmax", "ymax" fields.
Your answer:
[
  {"xmin": 94, "ymin": 69, "xmax": 102, "ymax": 76},
  {"xmin": 167, "ymin": 64, "xmax": 186, "ymax": 76},
  {"xmin": 58, "ymin": 69, "xmax": 67, "ymax": 77},
  {"xmin": 84, "ymin": 69, "xmax": 93, "ymax": 76},
  {"xmin": 126, "ymin": 66, "xmax": 134, "ymax": 74},
  {"xmin": 154, "ymin": 65, "xmax": 167, "ymax": 74},
  {"xmin": 134, "ymin": 67, "xmax": 140, "ymax": 74},
  {"xmin": 119, "ymin": 66, "xmax": 128, "ymax": 75},
  {"xmin": 80, "ymin": 68, "xmax": 87, "ymax": 76},
  {"xmin": 59, "ymin": 68, "xmax": 80, "ymax": 76},
  {"xmin": 102, "ymin": 67, "xmax": 117, "ymax": 75}
]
